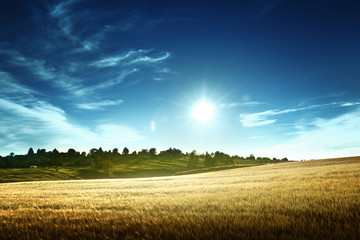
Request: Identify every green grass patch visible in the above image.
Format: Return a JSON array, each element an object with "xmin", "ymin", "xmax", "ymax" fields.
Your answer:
[{"xmin": 0, "ymin": 157, "xmax": 262, "ymax": 183}]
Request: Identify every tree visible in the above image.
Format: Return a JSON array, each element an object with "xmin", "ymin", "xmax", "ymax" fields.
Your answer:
[
  {"xmin": 122, "ymin": 147, "xmax": 129, "ymax": 155},
  {"xmin": 27, "ymin": 148, "xmax": 34, "ymax": 156},
  {"xmin": 37, "ymin": 149, "xmax": 46, "ymax": 155},
  {"xmin": 138, "ymin": 149, "xmax": 149, "ymax": 158},
  {"xmin": 68, "ymin": 148, "xmax": 77, "ymax": 155},
  {"xmin": 51, "ymin": 148, "xmax": 61, "ymax": 169},
  {"xmin": 187, "ymin": 150, "xmax": 198, "ymax": 168},
  {"xmin": 159, "ymin": 147, "xmax": 182, "ymax": 158},
  {"xmin": 213, "ymin": 151, "xmax": 231, "ymax": 165},
  {"xmin": 204, "ymin": 151, "xmax": 215, "ymax": 167},
  {"xmin": 112, "ymin": 148, "xmax": 119, "ymax": 154},
  {"xmin": 0, "ymin": 158, "xmax": 6, "ymax": 168},
  {"xmin": 90, "ymin": 148, "xmax": 98, "ymax": 155},
  {"xmin": 247, "ymin": 154, "xmax": 255, "ymax": 161},
  {"xmin": 149, "ymin": 148, "xmax": 157, "ymax": 156}
]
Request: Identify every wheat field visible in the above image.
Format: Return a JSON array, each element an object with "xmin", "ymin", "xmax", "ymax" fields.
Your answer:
[{"xmin": 0, "ymin": 157, "xmax": 359, "ymax": 239}]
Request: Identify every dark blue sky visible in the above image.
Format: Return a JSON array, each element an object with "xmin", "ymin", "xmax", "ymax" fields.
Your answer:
[{"xmin": 1, "ymin": 0, "xmax": 360, "ymax": 159}]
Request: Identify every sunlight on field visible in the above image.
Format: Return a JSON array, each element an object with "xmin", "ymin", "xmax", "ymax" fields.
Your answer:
[{"xmin": 0, "ymin": 157, "xmax": 359, "ymax": 239}]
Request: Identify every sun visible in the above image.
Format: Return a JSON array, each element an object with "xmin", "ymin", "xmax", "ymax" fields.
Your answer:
[{"xmin": 191, "ymin": 101, "xmax": 215, "ymax": 123}]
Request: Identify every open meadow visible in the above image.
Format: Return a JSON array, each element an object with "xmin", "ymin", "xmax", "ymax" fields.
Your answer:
[{"xmin": 0, "ymin": 157, "xmax": 359, "ymax": 239}]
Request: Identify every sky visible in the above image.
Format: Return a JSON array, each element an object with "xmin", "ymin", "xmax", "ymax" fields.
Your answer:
[{"xmin": 1, "ymin": 0, "xmax": 360, "ymax": 160}]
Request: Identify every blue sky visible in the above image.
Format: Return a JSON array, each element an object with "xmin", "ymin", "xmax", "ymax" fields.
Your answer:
[{"xmin": 1, "ymin": 0, "xmax": 360, "ymax": 160}]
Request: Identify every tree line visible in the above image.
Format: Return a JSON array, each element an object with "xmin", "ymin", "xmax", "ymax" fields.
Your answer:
[{"xmin": 0, "ymin": 147, "xmax": 288, "ymax": 169}]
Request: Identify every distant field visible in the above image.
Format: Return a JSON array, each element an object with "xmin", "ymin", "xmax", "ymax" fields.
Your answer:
[
  {"xmin": 0, "ymin": 157, "xmax": 259, "ymax": 183},
  {"xmin": 0, "ymin": 157, "xmax": 359, "ymax": 239}
]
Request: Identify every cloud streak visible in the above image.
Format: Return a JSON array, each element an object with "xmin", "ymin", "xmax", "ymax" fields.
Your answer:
[
  {"xmin": 50, "ymin": 0, "xmax": 81, "ymax": 42},
  {"xmin": 258, "ymin": 107, "xmax": 360, "ymax": 160},
  {"xmin": 3, "ymin": 47, "xmax": 170, "ymax": 98},
  {"xmin": 89, "ymin": 50, "xmax": 170, "ymax": 68},
  {"xmin": 74, "ymin": 68, "xmax": 138, "ymax": 96},
  {"xmin": 76, "ymin": 99, "xmax": 124, "ymax": 110},
  {"xmin": 89, "ymin": 50, "xmax": 143, "ymax": 68},
  {"xmin": 252, "ymin": 0, "xmax": 284, "ymax": 19},
  {"xmin": 2, "ymin": 50, "xmax": 84, "ymax": 93},
  {"xmin": 0, "ymin": 71, "xmax": 36, "ymax": 96},
  {"xmin": 220, "ymin": 101, "xmax": 267, "ymax": 108},
  {"xmin": 0, "ymin": 0, "xmax": 173, "ymax": 155},
  {"xmin": 128, "ymin": 52, "xmax": 170, "ymax": 65},
  {"xmin": 239, "ymin": 101, "xmax": 357, "ymax": 127},
  {"xmin": 0, "ymin": 98, "xmax": 143, "ymax": 155}
]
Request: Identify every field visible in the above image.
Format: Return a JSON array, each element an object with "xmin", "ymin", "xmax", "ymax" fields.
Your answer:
[
  {"xmin": 0, "ymin": 157, "xmax": 359, "ymax": 239},
  {"xmin": 0, "ymin": 156, "xmax": 259, "ymax": 183}
]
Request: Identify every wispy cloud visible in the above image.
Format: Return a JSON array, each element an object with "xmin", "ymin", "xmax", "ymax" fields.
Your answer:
[
  {"xmin": 89, "ymin": 50, "xmax": 147, "ymax": 68},
  {"xmin": 240, "ymin": 112, "xmax": 276, "ymax": 127},
  {"xmin": 1, "ymin": 0, "xmax": 173, "ymax": 100},
  {"xmin": 89, "ymin": 50, "xmax": 170, "ymax": 68},
  {"xmin": 0, "ymin": 71, "xmax": 36, "ymax": 96},
  {"xmin": 240, "ymin": 108, "xmax": 298, "ymax": 127},
  {"xmin": 156, "ymin": 68, "xmax": 172, "ymax": 74},
  {"xmin": 48, "ymin": 1, "xmax": 167, "ymax": 53},
  {"xmin": 2, "ymin": 48, "xmax": 149, "ymax": 97},
  {"xmin": 3, "ymin": 47, "xmax": 170, "ymax": 98},
  {"xmin": 0, "ymin": 0, "xmax": 173, "ymax": 156},
  {"xmin": 50, "ymin": 0, "xmax": 80, "ymax": 42},
  {"xmin": 252, "ymin": 0, "xmax": 284, "ymax": 19},
  {"xmin": 50, "ymin": 0, "xmax": 79, "ymax": 17},
  {"xmin": 6, "ymin": 50, "xmax": 54, "ymax": 79},
  {"xmin": 2, "ymin": 50, "xmax": 83, "ymax": 93},
  {"xmin": 258, "ymin": 107, "xmax": 360, "ymax": 160},
  {"xmin": 74, "ymin": 69, "xmax": 138, "ymax": 96},
  {"xmin": 2, "ymin": 46, "xmax": 171, "ymax": 109},
  {"xmin": 341, "ymin": 102, "xmax": 360, "ymax": 107},
  {"xmin": 128, "ymin": 52, "xmax": 170, "ymax": 65},
  {"xmin": 153, "ymin": 77, "xmax": 164, "ymax": 81},
  {"xmin": 49, "ymin": 0, "xmax": 124, "ymax": 52},
  {"xmin": 239, "ymin": 101, "xmax": 355, "ymax": 127},
  {"xmin": 152, "ymin": 67, "xmax": 175, "ymax": 81},
  {"xmin": 298, "ymin": 91, "xmax": 348, "ymax": 106},
  {"xmin": 76, "ymin": 99, "xmax": 124, "ymax": 110},
  {"xmin": 0, "ymin": 98, "xmax": 143, "ymax": 155},
  {"xmin": 220, "ymin": 101, "xmax": 267, "ymax": 108},
  {"xmin": 248, "ymin": 136, "xmax": 265, "ymax": 140}
]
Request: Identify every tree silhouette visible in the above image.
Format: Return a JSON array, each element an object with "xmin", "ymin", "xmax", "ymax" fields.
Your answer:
[
  {"xmin": 36, "ymin": 149, "xmax": 46, "ymax": 155},
  {"xmin": 112, "ymin": 148, "xmax": 119, "ymax": 154},
  {"xmin": 204, "ymin": 151, "xmax": 215, "ymax": 167},
  {"xmin": 27, "ymin": 148, "xmax": 34, "ymax": 156},
  {"xmin": 188, "ymin": 150, "xmax": 198, "ymax": 168},
  {"xmin": 149, "ymin": 148, "xmax": 157, "ymax": 156},
  {"xmin": 68, "ymin": 148, "xmax": 77, "ymax": 155},
  {"xmin": 0, "ymin": 146, "xmax": 288, "ymax": 169},
  {"xmin": 213, "ymin": 151, "xmax": 231, "ymax": 165},
  {"xmin": 122, "ymin": 147, "xmax": 129, "ymax": 155}
]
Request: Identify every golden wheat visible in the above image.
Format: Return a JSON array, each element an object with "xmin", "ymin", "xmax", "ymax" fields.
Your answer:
[{"xmin": 0, "ymin": 157, "xmax": 359, "ymax": 239}]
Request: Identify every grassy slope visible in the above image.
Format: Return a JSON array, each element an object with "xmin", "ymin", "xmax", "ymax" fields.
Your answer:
[
  {"xmin": 0, "ymin": 157, "xmax": 359, "ymax": 239},
  {"xmin": 0, "ymin": 157, "xmax": 258, "ymax": 183}
]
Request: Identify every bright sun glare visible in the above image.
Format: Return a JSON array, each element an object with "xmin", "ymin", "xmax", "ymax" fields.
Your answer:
[{"xmin": 192, "ymin": 101, "xmax": 215, "ymax": 123}]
